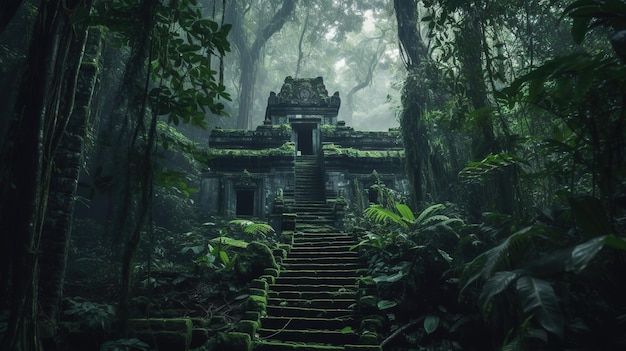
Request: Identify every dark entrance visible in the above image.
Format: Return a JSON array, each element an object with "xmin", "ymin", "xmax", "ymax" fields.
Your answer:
[
  {"xmin": 236, "ymin": 190, "xmax": 254, "ymax": 216},
  {"xmin": 297, "ymin": 128, "xmax": 314, "ymax": 155}
]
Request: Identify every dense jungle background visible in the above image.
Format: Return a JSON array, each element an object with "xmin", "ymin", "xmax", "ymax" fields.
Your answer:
[{"xmin": 1, "ymin": 0, "xmax": 626, "ymax": 350}]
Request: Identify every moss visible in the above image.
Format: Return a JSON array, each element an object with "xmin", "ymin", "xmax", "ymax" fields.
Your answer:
[
  {"xmin": 245, "ymin": 295, "xmax": 267, "ymax": 313},
  {"xmin": 263, "ymin": 267, "xmax": 279, "ymax": 277},
  {"xmin": 322, "ymin": 143, "xmax": 404, "ymax": 158},
  {"xmin": 215, "ymin": 332, "xmax": 252, "ymax": 351},
  {"xmin": 259, "ymin": 274, "xmax": 275, "ymax": 284},
  {"xmin": 190, "ymin": 317, "xmax": 210, "ymax": 328},
  {"xmin": 250, "ymin": 279, "xmax": 269, "ymax": 291},
  {"xmin": 243, "ymin": 311, "xmax": 261, "ymax": 322},
  {"xmin": 278, "ymin": 243, "xmax": 291, "ymax": 253},
  {"xmin": 237, "ymin": 319, "xmax": 259, "ymax": 337},
  {"xmin": 235, "ymin": 241, "xmax": 278, "ymax": 281},
  {"xmin": 249, "ymin": 287, "xmax": 267, "ymax": 297},
  {"xmin": 357, "ymin": 296, "xmax": 378, "ymax": 314},
  {"xmin": 208, "ymin": 315, "xmax": 230, "ymax": 330},
  {"xmin": 207, "ymin": 142, "xmax": 295, "ymax": 157}
]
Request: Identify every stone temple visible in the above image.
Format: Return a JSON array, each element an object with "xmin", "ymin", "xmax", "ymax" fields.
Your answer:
[{"xmin": 199, "ymin": 76, "xmax": 407, "ymax": 229}]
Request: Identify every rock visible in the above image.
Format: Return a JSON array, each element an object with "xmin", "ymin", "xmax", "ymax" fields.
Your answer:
[{"xmin": 235, "ymin": 241, "xmax": 278, "ymax": 281}]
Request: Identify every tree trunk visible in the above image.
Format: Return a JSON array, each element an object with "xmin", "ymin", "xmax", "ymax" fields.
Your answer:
[
  {"xmin": 393, "ymin": 0, "xmax": 433, "ymax": 207},
  {"xmin": 0, "ymin": 1, "xmax": 92, "ymax": 350},
  {"xmin": 229, "ymin": 0, "xmax": 296, "ymax": 129},
  {"xmin": 457, "ymin": 6, "xmax": 515, "ymax": 217},
  {"xmin": 38, "ymin": 26, "xmax": 103, "ymax": 336},
  {"xmin": 345, "ymin": 47, "xmax": 381, "ymax": 124}
]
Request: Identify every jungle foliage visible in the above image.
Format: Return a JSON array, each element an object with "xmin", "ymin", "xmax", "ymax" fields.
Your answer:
[
  {"xmin": 1, "ymin": 1, "xmax": 626, "ymax": 351},
  {"xmin": 344, "ymin": 0, "xmax": 626, "ymax": 350}
]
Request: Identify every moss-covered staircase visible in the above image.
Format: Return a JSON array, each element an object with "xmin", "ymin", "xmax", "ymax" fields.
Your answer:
[{"xmin": 254, "ymin": 156, "xmax": 380, "ymax": 351}]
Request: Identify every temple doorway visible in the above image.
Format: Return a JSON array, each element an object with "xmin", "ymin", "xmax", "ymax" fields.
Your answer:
[
  {"xmin": 236, "ymin": 189, "xmax": 255, "ymax": 216},
  {"xmin": 297, "ymin": 128, "xmax": 314, "ymax": 155},
  {"xmin": 290, "ymin": 117, "xmax": 320, "ymax": 156}
]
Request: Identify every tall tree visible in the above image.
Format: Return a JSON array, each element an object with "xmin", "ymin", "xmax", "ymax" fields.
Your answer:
[
  {"xmin": 393, "ymin": 0, "xmax": 441, "ymax": 207},
  {"xmin": 0, "ymin": 1, "xmax": 94, "ymax": 350},
  {"xmin": 38, "ymin": 26, "xmax": 104, "ymax": 338},
  {"xmin": 227, "ymin": 0, "xmax": 296, "ymax": 129}
]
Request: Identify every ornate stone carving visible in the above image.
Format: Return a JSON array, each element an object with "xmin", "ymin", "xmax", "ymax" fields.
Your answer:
[
  {"xmin": 270, "ymin": 76, "xmax": 339, "ymax": 106},
  {"xmin": 265, "ymin": 76, "xmax": 341, "ymax": 125}
]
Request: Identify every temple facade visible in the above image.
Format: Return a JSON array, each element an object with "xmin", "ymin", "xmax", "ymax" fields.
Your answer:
[{"xmin": 199, "ymin": 76, "xmax": 408, "ymax": 224}]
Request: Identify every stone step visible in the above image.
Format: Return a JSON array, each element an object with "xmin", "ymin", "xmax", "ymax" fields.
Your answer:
[
  {"xmin": 295, "ymin": 227, "xmax": 338, "ymax": 234},
  {"xmin": 282, "ymin": 262, "xmax": 361, "ymax": 271},
  {"xmin": 267, "ymin": 298, "xmax": 356, "ymax": 309},
  {"xmin": 293, "ymin": 234, "xmax": 353, "ymax": 240},
  {"xmin": 254, "ymin": 341, "xmax": 344, "ymax": 351},
  {"xmin": 286, "ymin": 251, "xmax": 358, "ymax": 259},
  {"xmin": 269, "ymin": 290, "xmax": 357, "ymax": 300},
  {"xmin": 257, "ymin": 328, "xmax": 359, "ymax": 345},
  {"xmin": 261, "ymin": 315, "xmax": 356, "ymax": 330},
  {"xmin": 280, "ymin": 269, "xmax": 359, "ymax": 278},
  {"xmin": 291, "ymin": 241, "xmax": 356, "ymax": 248},
  {"xmin": 266, "ymin": 305, "xmax": 353, "ymax": 319},
  {"xmin": 255, "ymin": 342, "xmax": 382, "ymax": 351},
  {"xmin": 282, "ymin": 256, "xmax": 360, "ymax": 265},
  {"xmin": 293, "ymin": 204, "xmax": 331, "ymax": 208},
  {"xmin": 295, "ymin": 217, "xmax": 335, "ymax": 223},
  {"xmin": 275, "ymin": 276, "xmax": 357, "ymax": 286},
  {"xmin": 270, "ymin": 284, "xmax": 357, "ymax": 294},
  {"xmin": 289, "ymin": 245, "xmax": 353, "ymax": 253},
  {"xmin": 296, "ymin": 220, "xmax": 335, "ymax": 224}
]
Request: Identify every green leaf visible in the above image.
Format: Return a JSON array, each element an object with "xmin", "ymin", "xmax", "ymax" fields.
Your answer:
[
  {"xmin": 365, "ymin": 204, "xmax": 408, "ymax": 229},
  {"xmin": 480, "ymin": 270, "xmax": 521, "ymax": 308},
  {"xmin": 340, "ymin": 326, "xmax": 353, "ymax": 334},
  {"xmin": 210, "ymin": 237, "xmax": 249, "ymax": 249},
  {"xmin": 219, "ymin": 250, "xmax": 229, "ymax": 265},
  {"xmin": 377, "ymin": 300, "xmax": 398, "ymax": 310},
  {"xmin": 424, "ymin": 315, "xmax": 440, "ymax": 334},
  {"xmin": 566, "ymin": 235, "xmax": 606, "ymax": 273},
  {"xmin": 605, "ymin": 234, "xmax": 626, "ymax": 251},
  {"xmin": 373, "ymin": 271, "xmax": 405, "ymax": 283},
  {"xmin": 395, "ymin": 202, "xmax": 415, "ymax": 222},
  {"xmin": 437, "ymin": 249, "xmax": 453, "ymax": 264},
  {"xmin": 515, "ymin": 276, "xmax": 564, "ymax": 338}
]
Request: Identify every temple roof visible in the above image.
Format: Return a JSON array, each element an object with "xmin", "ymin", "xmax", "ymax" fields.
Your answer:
[{"xmin": 265, "ymin": 76, "xmax": 340, "ymax": 119}]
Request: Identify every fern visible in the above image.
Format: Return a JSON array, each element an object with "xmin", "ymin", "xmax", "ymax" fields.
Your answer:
[
  {"xmin": 229, "ymin": 219, "xmax": 275, "ymax": 237},
  {"xmin": 364, "ymin": 204, "xmax": 408, "ymax": 229},
  {"xmin": 414, "ymin": 204, "xmax": 445, "ymax": 226},
  {"xmin": 458, "ymin": 153, "xmax": 518, "ymax": 184}
]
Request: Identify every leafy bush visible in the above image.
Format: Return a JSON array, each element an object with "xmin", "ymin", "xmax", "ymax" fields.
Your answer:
[{"xmin": 64, "ymin": 297, "xmax": 115, "ymax": 330}]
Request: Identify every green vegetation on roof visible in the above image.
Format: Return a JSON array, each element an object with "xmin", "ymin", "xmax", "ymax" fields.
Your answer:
[
  {"xmin": 322, "ymin": 143, "xmax": 404, "ymax": 158},
  {"xmin": 208, "ymin": 142, "xmax": 295, "ymax": 157}
]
